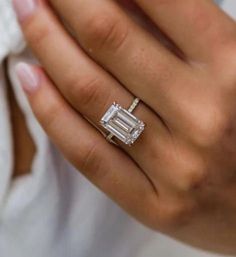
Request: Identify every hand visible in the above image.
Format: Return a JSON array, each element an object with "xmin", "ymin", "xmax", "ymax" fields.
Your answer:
[{"xmin": 13, "ymin": 0, "xmax": 236, "ymax": 254}]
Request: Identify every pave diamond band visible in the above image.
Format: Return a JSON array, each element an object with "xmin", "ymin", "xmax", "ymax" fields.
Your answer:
[
  {"xmin": 128, "ymin": 98, "xmax": 140, "ymax": 113},
  {"xmin": 100, "ymin": 98, "xmax": 145, "ymax": 146}
]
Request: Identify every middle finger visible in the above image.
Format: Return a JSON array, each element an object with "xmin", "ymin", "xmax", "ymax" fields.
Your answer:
[{"xmin": 50, "ymin": 0, "xmax": 191, "ymax": 119}]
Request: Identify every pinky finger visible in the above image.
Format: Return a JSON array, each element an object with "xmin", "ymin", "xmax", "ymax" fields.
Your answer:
[{"xmin": 15, "ymin": 62, "xmax": 159, "ymax": 225}]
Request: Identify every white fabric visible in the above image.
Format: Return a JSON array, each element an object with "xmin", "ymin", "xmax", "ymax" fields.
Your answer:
[
  {"xmin": 0, "ymin": 0, "xmax": 25, "ymax": 60},
  {"xmin": 0, "ymin": 0, "xmax": 234, "ymax": 256}
]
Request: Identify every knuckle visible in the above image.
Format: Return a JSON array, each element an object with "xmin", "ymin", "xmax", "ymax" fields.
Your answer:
[
  {"xmin": 169, "ymin": 142, "xmax": 207, "ymax": 192},
  {"xmin": 176, "ymin": 152, "xmax": 207, "ymax": 192},
  {"xmin": 156, "ymin": 201, "xmax": 196, "ymax": 231},
  {"xmin": 143, "ymin": 194, "xmax": 196, "ymax": 231},
  {"xmin": 67, "ymin": 75, "xmax": 105, "ymax": 111},
  {"xmin": 190, "ymin": 107, "xmax": 230, "ymax": 148},
  {"xmin": 78, "ymin": 140, "xmax": 104, "ymax": 179},
  {"xmin": 25, "ymin": 16, "xmax": 54, "ymax": 48},
  {"xmin": 83, "ymin": 13, "xmax": 128, "ymax": 52},
  {"xmin": 179, "ymin": 164, "xmax": 207, "ymax": 192},
  {"xmin": 35, "ymin": 97, "xmax": 66, "ymax": 131}
]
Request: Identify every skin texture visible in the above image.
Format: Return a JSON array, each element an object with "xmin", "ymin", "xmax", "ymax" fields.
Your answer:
[{"xmin": 13, "ymin": 0, "xmax": 236, "ymax": 255}]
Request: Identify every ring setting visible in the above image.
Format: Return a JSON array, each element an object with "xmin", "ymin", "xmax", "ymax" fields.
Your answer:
[{"xmin": 100, "ymin": 98, "xmax": 145, "ymax": 145}]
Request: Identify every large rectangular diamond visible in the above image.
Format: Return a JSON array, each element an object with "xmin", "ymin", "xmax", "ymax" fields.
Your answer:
[{"xmin": 100, "ymin": 103, "xmax": 145, "ymax": 145}]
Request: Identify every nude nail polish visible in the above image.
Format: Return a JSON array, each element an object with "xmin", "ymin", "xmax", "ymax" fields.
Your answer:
[{"xmin": 15, "ymin": 62, "xmax": 40, "ymax": 93}]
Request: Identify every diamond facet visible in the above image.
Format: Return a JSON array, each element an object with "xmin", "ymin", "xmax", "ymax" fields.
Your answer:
[{"xmin": 100, "ymin": 103, "xmax": 145, "ymax": 145}]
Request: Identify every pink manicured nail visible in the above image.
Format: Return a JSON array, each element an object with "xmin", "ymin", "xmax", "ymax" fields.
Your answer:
[
  {"xmin": 12, "ymin": 0, "xmax": 38, "ymax": 21},
  {"xmin": 15, "ymin": 62, "xmax": 40, "ymax": 93}
]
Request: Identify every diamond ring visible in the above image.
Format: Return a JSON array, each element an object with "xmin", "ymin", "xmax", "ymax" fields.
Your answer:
[{"xmin": 100, "ymin": 98, "xmax": 145, "ymax": 146}]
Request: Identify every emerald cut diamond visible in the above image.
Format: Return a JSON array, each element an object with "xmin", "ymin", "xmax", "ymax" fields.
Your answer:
[{"xmin": 100, "ymin": 103, "xmax": 145, "ymax": 145}]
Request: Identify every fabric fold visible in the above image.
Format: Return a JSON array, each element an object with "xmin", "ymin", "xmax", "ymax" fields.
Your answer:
[{"xmin": 0, "ymin": 0, "xmax": 25, "ymax": 62}]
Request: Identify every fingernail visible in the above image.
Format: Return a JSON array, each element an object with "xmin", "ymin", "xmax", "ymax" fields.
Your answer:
[
  {"xmin": 13, "ymin": 0, "xmax": 38, "ymax": 22},
  {"xmin": 15, "ymin": 62, "xmax": 40, "ymax": 93}
]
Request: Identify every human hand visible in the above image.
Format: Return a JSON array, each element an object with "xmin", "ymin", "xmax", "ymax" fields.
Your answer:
[{"xmin": 13, "ymin": 0, "xmax": 236, "ymax": 254}]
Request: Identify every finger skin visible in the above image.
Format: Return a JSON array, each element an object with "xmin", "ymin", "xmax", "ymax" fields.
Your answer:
[
  {"xmin": 135, "ymin": 0, "xmax": 236, "ymax": 62},
  {"xmin": 14, "ymin": 0, "xmax": 203, "ymax": 199},
  {"xmin": 16, "ymin": 63, "xmax": 160, "ymax": 226},
  {"xmin": 48, "ymin": 0, "xmax": 190, "ymax": 118},
  {"xmin": 15, "ymin": 0, "xmax": 175, "ymax": 193}
]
